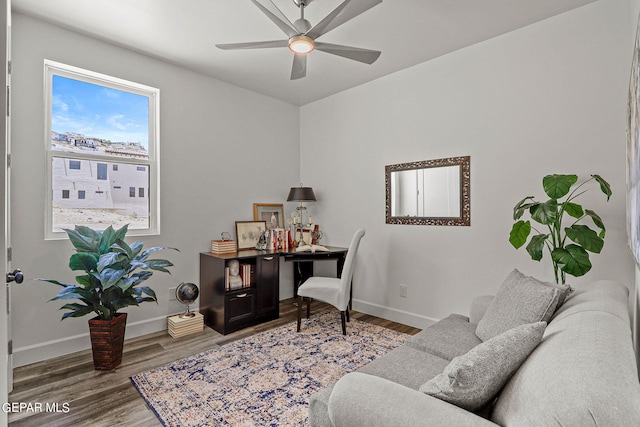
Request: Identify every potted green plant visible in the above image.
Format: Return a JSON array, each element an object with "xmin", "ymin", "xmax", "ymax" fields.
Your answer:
[
  {"xmin": 38, "ymin": 224, "xmax": 177, "ymax": 370},
  {"xmin": 509, "ymin": 174, "xmax": 612, "ymax": 284}
]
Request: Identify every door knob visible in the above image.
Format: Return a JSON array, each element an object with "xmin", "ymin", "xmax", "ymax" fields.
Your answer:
[{"xmin": 7, "ymin": 269, "xmax": 23, "ymax": 284}]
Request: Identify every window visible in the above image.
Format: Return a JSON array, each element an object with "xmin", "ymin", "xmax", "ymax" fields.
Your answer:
[
  {"xmin": 45, "ymin": 60, "xmax": 160, "ymax": 239},
  {"xmin": 97, "ymin": 163, "xmax": 107, "ymax": 180}
]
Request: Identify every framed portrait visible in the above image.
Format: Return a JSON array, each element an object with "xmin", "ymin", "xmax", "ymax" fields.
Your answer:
[
  {"xmin": 253, "ymin": 203, "xmax": 284, "ymax": 230},
  {"xmin": 235, "ymin": 221, "xmax": 266, "ymax": 250}
]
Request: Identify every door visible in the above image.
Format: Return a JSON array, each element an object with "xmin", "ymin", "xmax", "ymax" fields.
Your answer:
[{"xmin": 1, "ymin": 0, "xmax": 11, "ymax": 414}]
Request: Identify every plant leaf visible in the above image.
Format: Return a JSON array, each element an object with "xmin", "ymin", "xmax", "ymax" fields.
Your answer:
[
  {"xmin": 94, "ymin": 268, "xmax": 126, "ymax": 289},
  {"xmin": 563, "ymin": 202, "xmax": 584, "ymax": 219},
  {"xmin": 69, "ymin": 252, "xmax": 99, "ymax": 272},
  {"xmin": 543, "ymin": 174, "xmax": 578, "ymax": 199},
  {"xmin": 592, "ymin": 174, "xmax": 612, "ymax": 201},
  {"xmin": 64, "ymin": 227, "xmax": 98, "ymax": 253},
  {"xmin": 509, "ymin": 220, "xmax": 531, "ymax": 249},
  {"xmin": 530, "ymin": 200, "xmax": 558, "ymax": 225},
  {"xmin": 552, "ymin": 244, "xmax": 592, "ymax": 277},
  {"xmin": 565, "ymin": 224, "xmax": 604, "ymax": 253},
  {"xmin": 59, "ymin": 303, "xmax": 95, "ymax": 320},
  {"xmin": 584, "ymin": 209, "xmax": 606, "ymax": 238},
  {"xmin": 97, "ymin": 251, "xmax": 126, "ymax": 272},
  {"xmin": 35, "ymin": 278, "xmax": 73, "ymax": 288},
  {"xmin": 513, "ymin": 196, "xmax": 535, "ymax": 220},
  {"xmin": 526, "ymin": 234, "xmax": 548, "ymax": 261}
]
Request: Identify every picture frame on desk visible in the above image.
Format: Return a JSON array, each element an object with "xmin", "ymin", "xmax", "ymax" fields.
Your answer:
[
  {"xmin": 235, "ymin": 220, "xmax": 267, "ymax": 250},
  {"xmin": 253, "ymin": 203, "xmax": 284, "ymax": 230}
]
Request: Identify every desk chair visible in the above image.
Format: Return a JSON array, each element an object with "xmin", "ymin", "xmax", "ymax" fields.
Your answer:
[{"xmin": 296, "ymin": 228, "xmax": 366, "ymax": 335}]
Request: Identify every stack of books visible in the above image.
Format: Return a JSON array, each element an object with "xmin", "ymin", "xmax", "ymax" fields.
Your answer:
[
  {"xmin": 167, "ymin": 312, "xmax": 204, "ymax": 338},
  {"xmin": 211, "ymin": 239, "xmax": 237, "ymax": 253},
  {"xmin": 240, "ymin": 263, "xmax": 254, "ymax": 287}
]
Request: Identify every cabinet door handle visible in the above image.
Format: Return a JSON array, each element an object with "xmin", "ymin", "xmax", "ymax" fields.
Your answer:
[
  {"xmin": 236, "ymin": 293, "xmax": 248, "ymax": 298},
  {"xmin": 264, "ymin": 257, "xmax": 274, "ymax": 261}
]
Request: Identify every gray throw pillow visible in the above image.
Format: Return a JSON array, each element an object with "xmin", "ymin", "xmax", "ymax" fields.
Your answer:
[
  {"xmin": 475, "ymin": 269, "xmax": 559, "ymax": 341},
  {"xmin": 544, "ymin": 280, "xmax": 572, "ymax": 307},
  {"xmin": 419, "ymin": 321, "xmax": 547, "ymax": 411}
]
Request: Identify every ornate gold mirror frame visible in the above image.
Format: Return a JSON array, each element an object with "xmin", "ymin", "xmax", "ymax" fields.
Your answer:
[{"xmin": 385, "ymin": 156, "xmax": 470, "ymax": 226}]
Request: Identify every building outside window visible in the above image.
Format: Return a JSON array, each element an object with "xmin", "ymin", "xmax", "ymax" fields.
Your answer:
[{"xmin": 45, "ymin": 60, "xmax": 160, "ymax": 238}]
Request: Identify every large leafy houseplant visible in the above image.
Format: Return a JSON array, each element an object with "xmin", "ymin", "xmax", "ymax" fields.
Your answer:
[
  {"xmin": 509, "ymin": 174, "xmax": 611, "ymax": 284},
  {"xmin": 39, "ymin": 224, "xmax": 177, "ymax": 321}
]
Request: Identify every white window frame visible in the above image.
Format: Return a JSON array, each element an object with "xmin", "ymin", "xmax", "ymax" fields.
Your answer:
[{"xmin": 44, "ymin": 60, "xmax": 160, "ymax": 239}]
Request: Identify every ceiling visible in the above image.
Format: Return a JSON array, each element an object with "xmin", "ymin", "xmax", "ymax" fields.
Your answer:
[{"xmin": 12, "ymin": 0, "xmax": 597, "ymax": 106}]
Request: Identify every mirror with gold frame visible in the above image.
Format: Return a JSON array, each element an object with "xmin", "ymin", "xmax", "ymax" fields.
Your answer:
[{"xmin": 385, "ymin": 156, "xmax": 470, "ymax": 226}]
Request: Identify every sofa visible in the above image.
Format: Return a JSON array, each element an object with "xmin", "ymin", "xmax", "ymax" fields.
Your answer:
[{"xmin": 308, "ymin": 272, "xmax": 640, "ymax": 426}]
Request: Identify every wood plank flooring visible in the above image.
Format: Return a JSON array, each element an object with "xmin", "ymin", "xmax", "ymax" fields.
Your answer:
[{"xmin": 8, "ymin": 299, "xmax": 420, "ymax": 426}]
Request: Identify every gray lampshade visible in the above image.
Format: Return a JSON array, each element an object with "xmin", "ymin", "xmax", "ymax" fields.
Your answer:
[{"xmin": 287, "ymin": 186, "xmax": 316, "ymax": 202}]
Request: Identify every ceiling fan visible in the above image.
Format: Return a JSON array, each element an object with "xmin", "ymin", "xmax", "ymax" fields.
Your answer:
[{"xmin": 216, "ymin": 0, "xmax": 382, "ymax": 80}]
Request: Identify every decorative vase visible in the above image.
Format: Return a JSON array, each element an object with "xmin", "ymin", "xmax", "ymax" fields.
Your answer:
[{"xmin": 88, "ymin": 313, "xmax": 127, "ymax": 370}]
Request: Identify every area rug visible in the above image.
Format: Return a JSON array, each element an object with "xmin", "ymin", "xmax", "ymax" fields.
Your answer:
[{"xmin": 131, "ymin": 310, "xmax": 408, "ymax": 427}]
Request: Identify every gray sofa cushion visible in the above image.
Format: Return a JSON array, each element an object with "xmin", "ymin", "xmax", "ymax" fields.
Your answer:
[
  {"xmin": 420, "ymin": 321, "xmax": 546, "ymax": 411},
  {"xmin": 358, "ymin": 345, "xmax": 450, "ymax": 390},
  {"xmin": 492, "ymin": 281, "xmax": 640, "ymax": 426},
  {"xmin": 476, "ymin": 269, "xmax": 559, "ymax": 341},
  {"xmin": 404, "ymin": 314, "xmax": 482, "ymax": 360}
]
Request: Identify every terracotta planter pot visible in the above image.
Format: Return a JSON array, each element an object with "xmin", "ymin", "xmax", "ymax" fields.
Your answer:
[{"xmin": 88, "ymin": 313, "xmax": 127, "ymax": 370}]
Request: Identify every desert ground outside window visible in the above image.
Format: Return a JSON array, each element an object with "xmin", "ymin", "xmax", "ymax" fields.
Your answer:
[{"xmin": 44, "ymin": 60, "xmax": 160, "ymax": 239}]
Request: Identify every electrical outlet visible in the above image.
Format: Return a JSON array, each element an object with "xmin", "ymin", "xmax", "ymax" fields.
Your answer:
[
  {"xmin": 168, "ymin": 287, "xmax": 177, "ymax": 301},
  {"xmin": 399, "ymin": 284, "xmax": 408, "ymax": 298}
]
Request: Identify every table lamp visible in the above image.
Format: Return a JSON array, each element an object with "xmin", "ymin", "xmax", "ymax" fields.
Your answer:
[{"xmin": 287, "ymin": 184, "xmax": 316, "ymax": 246}]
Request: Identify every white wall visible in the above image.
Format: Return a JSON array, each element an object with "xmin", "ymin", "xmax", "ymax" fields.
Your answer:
[
  {"xmin": 301, "ymin": 0, "xmax": 637, "ymax": 328},
  {"xmin": 10, "ymin": 13, "xmax": 300, "ymax": 366}
]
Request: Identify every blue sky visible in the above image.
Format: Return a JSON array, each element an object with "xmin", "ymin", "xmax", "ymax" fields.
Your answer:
[{"xmin": 51, "ymin": 75, "xmax": 150, "ymax": 148}]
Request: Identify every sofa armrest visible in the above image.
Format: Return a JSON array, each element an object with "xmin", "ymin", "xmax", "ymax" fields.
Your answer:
[
  {"xmin": 327, "ymin": 373, "xmax": 498, "ymax": 427},
  {"xmin": 469, "ymin": 295, "xmax": 494, "ymax": 325}
]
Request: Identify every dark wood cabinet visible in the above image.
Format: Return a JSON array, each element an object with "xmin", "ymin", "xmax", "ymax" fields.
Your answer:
[{"xmin": 200, "ymin": 251, "xmax": 279, "ymax": 335}]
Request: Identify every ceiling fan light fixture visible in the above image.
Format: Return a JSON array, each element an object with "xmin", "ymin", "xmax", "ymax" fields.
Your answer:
[{"xmin": 289, "ymin": 35, "xmax": 315, "ymax": 54}]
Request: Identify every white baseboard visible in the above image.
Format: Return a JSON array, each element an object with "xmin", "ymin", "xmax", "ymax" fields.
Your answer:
[
  {"xmin": 13, "ymin": 315, "xmax": 169, "ymax": 368},
  {"xmin": 352, "ymin": 299, "xmax": 438, "ymax": 330}
]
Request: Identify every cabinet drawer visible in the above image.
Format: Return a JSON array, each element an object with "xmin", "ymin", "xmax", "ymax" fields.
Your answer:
[{"xmin": 226, "ymin": 290, "xmax": 255, "ymax": 324}]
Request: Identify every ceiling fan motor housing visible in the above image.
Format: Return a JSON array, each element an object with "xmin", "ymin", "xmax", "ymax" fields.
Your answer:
[{"xmin": 294, "ymin": 0, "xmax": 313, "ymax": 7}]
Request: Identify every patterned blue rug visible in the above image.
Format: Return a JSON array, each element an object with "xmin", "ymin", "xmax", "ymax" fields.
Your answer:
[{"xmin": 131, "ymin": 310, "xmax": 407, "ymax": 426}]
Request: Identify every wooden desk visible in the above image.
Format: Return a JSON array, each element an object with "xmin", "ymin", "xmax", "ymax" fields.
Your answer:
[{"xmin": 199, "ymin": 246, "xmax": 347, "ymax": 334}]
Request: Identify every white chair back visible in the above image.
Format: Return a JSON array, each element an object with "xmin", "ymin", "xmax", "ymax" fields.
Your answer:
[{"xmin": 337, "ymin": 228, "xmax": 366, "ymax": 310}]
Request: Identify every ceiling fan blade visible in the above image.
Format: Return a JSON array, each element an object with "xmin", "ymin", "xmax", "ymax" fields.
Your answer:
[
  {"xmin": 306, "ymin": 0, "xmax": 382, "ymax": 40},
  {"xmin": 216, "ymin": 40, "xmax": 289, "ymax": 50},
  {"xmin": 315, "ymin": 42, "xmax": 381, "ymax": 64},
  {"xmin": 250, "ymin": 0, "xmax": 299, "ymax": 39},
  {"xmin": 291, "ymin": 54, "xmax": 307, "ymax": 80}
]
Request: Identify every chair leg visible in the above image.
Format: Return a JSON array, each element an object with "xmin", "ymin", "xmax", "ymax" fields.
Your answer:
[
  {"xmin": 345, "ymin": 308, "xmax": 350, "ymax": 322},
  {"xmin": 297, "ymin": 296, "xmax": 303, "ymax": 332},
  {"xmin": 306, "ymin": 297, "xmax": 311, "ymax": 319},
  {"xmin": 340, "ymin": 311, "xmax": 347, "ymax": 335}
]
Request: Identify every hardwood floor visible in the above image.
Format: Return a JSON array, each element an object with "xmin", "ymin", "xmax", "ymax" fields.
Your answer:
[{"xmin": 8, "ymin": 299, "xmax": 420, "ymax": 426}]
